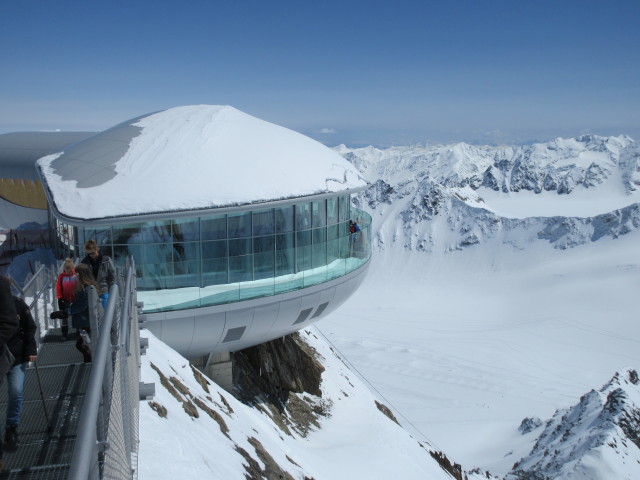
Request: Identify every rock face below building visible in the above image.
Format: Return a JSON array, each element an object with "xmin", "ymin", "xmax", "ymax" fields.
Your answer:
[{"xmin": 232, "ymin": 333, "xmax": 329, "ymax": 437}]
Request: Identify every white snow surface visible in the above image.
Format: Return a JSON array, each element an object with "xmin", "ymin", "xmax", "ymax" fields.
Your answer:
[
  {"xmin": 37, "ymin": 105, "xmax": 366, "ymax": 219},
  {"xmin": 138, "ymin": 328, "xmax": 451, "ymax": 480}
]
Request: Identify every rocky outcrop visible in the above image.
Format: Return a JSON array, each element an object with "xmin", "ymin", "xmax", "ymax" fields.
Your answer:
[
  {"xmin": 232, "ymin": 333, "xmax": 330, "ymax": 437},
  {"xmin": 507, "ymin": 368, "xmax": 640, "ymax": 479}
]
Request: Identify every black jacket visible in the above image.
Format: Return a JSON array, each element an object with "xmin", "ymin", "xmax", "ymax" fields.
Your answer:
[
  {"xmin": 9, "ymin": 297, "xmax": 38, "ymax": 365},
  {"xmin": 69, "ymin": 286, "xmax": 91, "ymax": 329},
  {"xmin": 0, "ymin": 277, "xmax": 18, "ymax": 348}
]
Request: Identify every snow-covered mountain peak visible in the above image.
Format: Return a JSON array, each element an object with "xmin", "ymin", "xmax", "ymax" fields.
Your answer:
[
  {"xmin": 339, "ymin": 134, "xmax": 640, "ymax": 252},
  {"xmin": 507, "ymin": 368, "xmax": 640, "ymax": 479}
]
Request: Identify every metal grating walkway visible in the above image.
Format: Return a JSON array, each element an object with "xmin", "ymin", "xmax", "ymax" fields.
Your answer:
[{"xmin": 0, "ymin": 328, "xmax": 90, "ymax": 479}]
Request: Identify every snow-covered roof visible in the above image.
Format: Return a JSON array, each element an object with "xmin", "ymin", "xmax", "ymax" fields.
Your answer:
[{"xmin": 36, "ymin": 105, "xmax": 367, "ymax": 221}]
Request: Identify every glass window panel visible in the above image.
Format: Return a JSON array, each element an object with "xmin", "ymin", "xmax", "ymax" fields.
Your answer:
[
  {"xmin": 296, "ymin": 230, "xmax": 312, "ymax": 271},
  {"xmin": 327, "ymin": 237, "xmax": 341, "ymax": 265},
  {"xmin": 229, "ymin": 255, "xmax": 252, "ymax": 283},
  {"xmin": 83, "ymin": 227, "xmax": 112, "ymax": 245},
  {"xmin": 275, "ymin": 206, "xmax": 294, "ymax": 233},
  {"xmin": 112, "ymin": 223, "xmax": 142, "ymax": 244},
  {"xmin": 254, "ymin": 235, "xmax": 275, "ymax": 280},
  {"xmin": 202, "ymin": 240, "xmax": 227, "ymax": 259},
  {"xmin": 295, "ymin": 203, "xmax": 311, "ymax": 231},
  {"xmin": 229, "ymin": 238, "xmax": 251, "ymax": 257},
  {"xmin": 327, "ymin": 197, "xmax": 339, "ymax": 226},
  {"xmin": 339, "ymin": 195, "xmax": 349, "ymax": 222},
  {"xmin": 253, "ymin": 235, "xmax": 274, "ymax": 254},
  {"xmin": 141, "ymin": 221, "xmax": 173, "ymax": 243},
  {"xmin": 254, "ymin": 252, "xmax": 275, "ymax": 280},
  {"xmin": 275, "ymin": 233, "xmax": 294, "ymax": 276},
  {"xmin": 202, "ymin": 258, "xmax": 228, "ymax": 286},
  {"xmin": 142, "ymin": 243, "xmax": 174, "ymax": 289},
  {"xmin": 312, "ymin": 200, "xmax": 326, "ymax": 228},
  {"xmin": 113, "ymin": 244, "xmax": 142, "ymax": 269},
  {"xmin": 172, "ymin": 242, "xmax": 200, "ymax": 288},
  {"xmin": 172, "ymin": 218, "xmax": 199, "ymax": 242},
  {"xmin": 228, "ymin": 212, "xmax": 251, "ymax": 238},
  {"xmin": 312, "ymin": 228, "xmax": 327, "ymax": 269},
  {"xmin": 201, "ymin": 215, "xmax": 227, "ymax": 240},
  {"xmin": 253, "ymin": 209, "xmax": 274, "ymax": 236},
  {"xmin": 202, "ymin": 241, "xmax": 228, "ymax": 286}
]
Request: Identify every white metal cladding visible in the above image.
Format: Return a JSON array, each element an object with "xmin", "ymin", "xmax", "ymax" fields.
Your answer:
[{"xmin": 144, "ymin": 258, "xmax": 369, "ymax": 357}]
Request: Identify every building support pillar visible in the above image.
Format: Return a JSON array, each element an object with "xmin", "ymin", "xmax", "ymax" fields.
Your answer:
[{"xmin": 201, "ymin": 351, "xmax": 233, "ymax": 392}]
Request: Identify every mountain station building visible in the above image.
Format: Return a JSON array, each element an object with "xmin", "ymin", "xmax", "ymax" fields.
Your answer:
[{"xmin": 28, "ymin": 105, "xmax": 371, "ymax": 380}]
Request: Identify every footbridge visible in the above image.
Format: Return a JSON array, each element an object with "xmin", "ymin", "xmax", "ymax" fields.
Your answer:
[{"xmin": 0, "ymin": 261, "xmax": 149, "ymax": 479}]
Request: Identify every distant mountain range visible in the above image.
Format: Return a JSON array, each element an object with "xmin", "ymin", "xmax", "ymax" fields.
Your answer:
[{"xmin": 336, "ymin": 134, "xmax": 640, "ymax": 252}]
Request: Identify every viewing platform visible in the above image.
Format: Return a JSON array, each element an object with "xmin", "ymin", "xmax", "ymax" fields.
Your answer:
[{"xmin": 0, "ymin": 328, "xmax": 88, "ymax": 478}]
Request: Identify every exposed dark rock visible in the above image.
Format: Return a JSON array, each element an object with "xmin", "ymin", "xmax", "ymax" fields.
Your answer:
[
  {"xmin": 148, "ymin": 401, "xmax": 167, "ymax": 418},
  {"xmin": 191, "ymin": 364, "xmax": 211, "ymax": 393},
  {"xmin": 233, "ymin": 333, "xmax": 330, "ymax": 437},
  {"xmin": 193, "ymin": 397, "xmax": 230, "ymax": 436},
  {"xmin": 519, "ymin": 417, "xmax": 543, "ymax": 435},
  {"xmin": 375, "ymin": 400, "xmax": 399, "ymax": 425},
  {"xmin": 234, "ymin": 333, "xmax": 324, "ymax": 400},
  {"xmin": 236, "ymin": 437, "xmax": 298, "ymax": 480},
  {"xmin": 429, "ymin": 450, "xmax": 463, "ymax": 480}
]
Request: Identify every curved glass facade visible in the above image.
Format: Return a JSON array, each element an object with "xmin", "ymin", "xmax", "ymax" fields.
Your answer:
[{"xmin": 60, "ymin": 196, "xmax": 371, "ymax": 313}]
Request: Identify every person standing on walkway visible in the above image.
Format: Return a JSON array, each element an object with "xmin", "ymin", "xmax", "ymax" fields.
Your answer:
[
  {"xmin": 81, "ymin": 240, "xmax": 115, "ymax": 310},
  {"xmin": 0, "ymin": 277, "xmax": 18, "ymax": 469},
  {"xmin": 3, "ymin": 296, "xmax": 37, "ymax": 452},
  {"xmin": 55, "ymin": 258, "xmax": 76, "ymax": 340},
  {"xmin": 69, "ymin": 264, "xmax": 100, "ymax": 364}
]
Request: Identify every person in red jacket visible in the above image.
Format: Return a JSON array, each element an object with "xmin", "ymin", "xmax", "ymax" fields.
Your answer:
[{"xmin": 55, "ymin": 259, "xmax": 77, "ymax": 341}]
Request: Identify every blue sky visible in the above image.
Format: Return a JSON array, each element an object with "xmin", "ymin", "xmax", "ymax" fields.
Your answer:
[{"xmin": 1, "ymin": 0, "xmax": 639, "ymax": 146}]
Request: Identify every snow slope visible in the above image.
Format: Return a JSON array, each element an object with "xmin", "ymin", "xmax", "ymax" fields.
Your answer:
[{"xmin": 138, "ymin": 328, "xmax": 453, "ymax": 480}]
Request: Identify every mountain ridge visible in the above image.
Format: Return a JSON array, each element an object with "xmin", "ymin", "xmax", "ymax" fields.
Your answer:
[{"xmin": 337, "ymin": 135, "xmax": 640, "ymax": 253}]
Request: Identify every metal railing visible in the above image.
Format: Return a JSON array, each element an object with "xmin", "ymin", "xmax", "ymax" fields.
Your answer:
[
  {"xmin": 9, "ymin": 261, "xmax": 59, "ymax": 344},
  {"xmin": 68, "ymin": 260, "xmax": 142, "ymax": 479}
]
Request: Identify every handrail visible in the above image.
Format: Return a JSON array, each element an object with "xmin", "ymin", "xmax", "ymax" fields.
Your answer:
[
  {"xmin": 68, "ymin": 282, "xmax": 119, "ymax": 480},
  {"xmin": 10, "ymin": 263, "xmax": 46, "ymax": 298}
]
